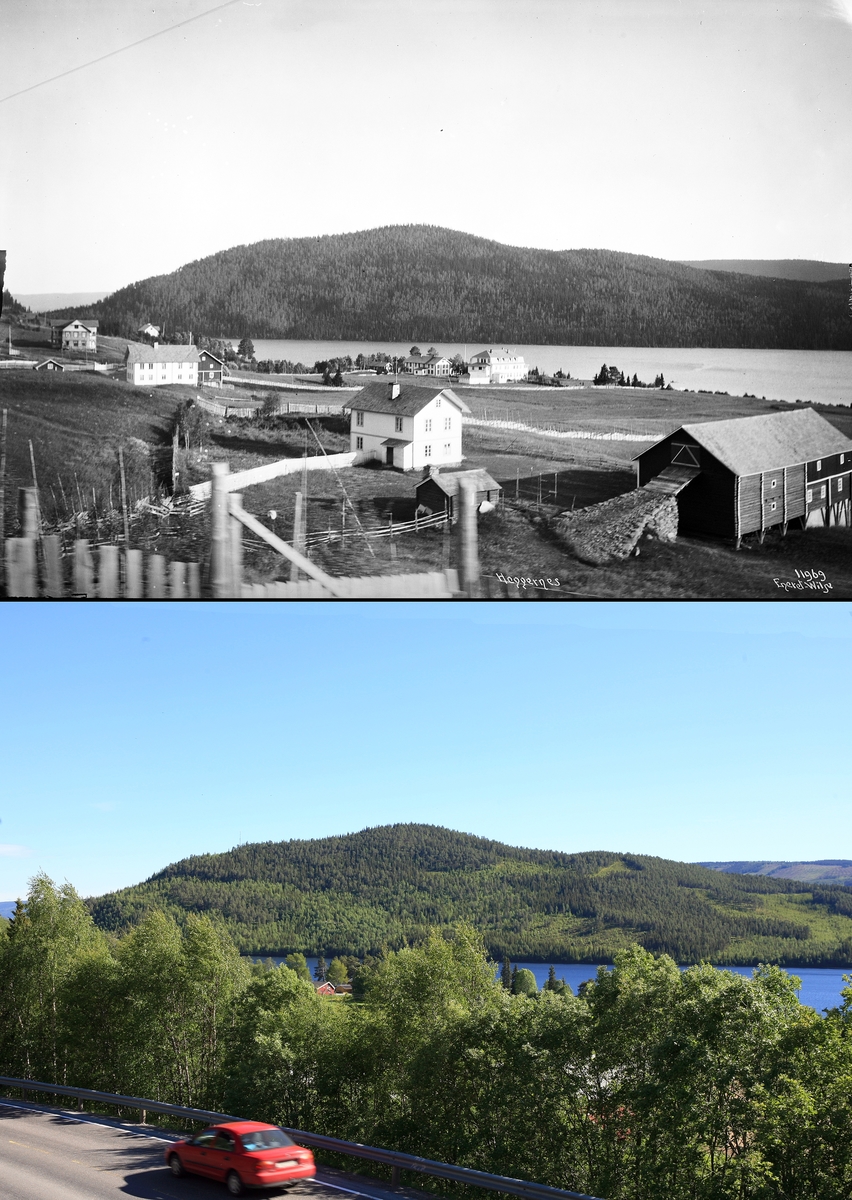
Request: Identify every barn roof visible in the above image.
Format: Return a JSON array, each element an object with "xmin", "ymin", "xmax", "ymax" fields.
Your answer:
[
  {"xmin": 125, "ymin": 342, "xmax": 201, "ymax": 364},
  {"xmin": 639, "ymin": 409, "xmax": 852, "ymax": 476},
  {"xmin": 344, "ymin": 382, "xmax": 471, "ymax": 417},
  {"xmin": 416, "ymin": 468, "xmax": 501, "ymax": 497}
]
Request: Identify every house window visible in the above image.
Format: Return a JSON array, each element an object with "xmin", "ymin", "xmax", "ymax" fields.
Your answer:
[
  {"xmin": 425, "ymin": 418, "xmax": 432, "ymax": 432},
  {"xmin": 394, "ymin": 416, "xmax": 403, "ymax": 432},
  {"xmin": 444, "ymin": 443, "xmax": 451, "ymax": 455},
  {"xmin": 355, "ymin": 411, "xmax": 364, "ymax": 426},
  {"xmin": 356, "ymin": 436, "xmax": 363, "ymax": 450},
  {"xmin": 838, "ymin": 478, "xmax": 844, "ymax": 491},
  {"xmin": 770, "ymin": 501, "xmax": 777, "ymax": 511},
  {"xmin": 424, "ymin": 445, "xmax": 432, "ymax": 457},
  {"xmin": 807, "ymin": 489, "xmax": 813, "ymax": 502},
  {"xmin": 841, "ymin": 454, "xmax": 845, "ymax": 465},
  {"xmin": 816, "ymin": 459, "xmax": 822, "ymax": 470},
  {"xmin": 435, "ymin": 397, "xmax": 441, "ymax": 407},
  {"xmin": 444, "ymin": 417, "xmax": 450, "ymax": 430},
  {"xmin": 820, "ymin": 485, "xmax": 826, "ymax": 498},
  {"xmin": 770, "ymin": 478, "xmax": 777, "ymax": 488}
]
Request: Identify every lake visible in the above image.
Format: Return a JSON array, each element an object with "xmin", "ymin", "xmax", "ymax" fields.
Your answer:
[
  {"xmin": 241, "ymin": 339, "xmax": 851, "ymax": 409},
  {"xmin": 255, "ymin": 957, "xmax": 850, "ymax": 1014}
]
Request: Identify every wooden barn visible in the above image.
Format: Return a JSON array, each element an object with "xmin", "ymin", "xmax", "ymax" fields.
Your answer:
[
  {"xmin": 415, "ymin": 468, "xmax": 502, "ymax": 523},
  {"xmin": 634, "ymin": 408, "xmax": 852, "ymax": 546}
]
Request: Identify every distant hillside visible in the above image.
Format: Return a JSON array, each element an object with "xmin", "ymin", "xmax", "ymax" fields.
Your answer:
[
  {"xmin": 87, "ymin": 823, "xmax": 852, "ymax": 967},
  {"xmin": 682, "ymin": 259, "xmax": 849, "ymax": 283},
  {"xmin": 16, "ymin": 291, "xmax": 110, "ymax": 312},
  {"xmin": 93, "ymin": 226, "xmax": 852, "ymax": 350},
  {"xmin": 701, "ymin": 860, "xmax": 852, "ymax": 885}
]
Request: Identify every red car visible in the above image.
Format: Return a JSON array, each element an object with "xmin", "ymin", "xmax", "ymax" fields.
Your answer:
[{"xmin": 165, "ymin": 1121, "xmax": 316, "ymax": 1196}]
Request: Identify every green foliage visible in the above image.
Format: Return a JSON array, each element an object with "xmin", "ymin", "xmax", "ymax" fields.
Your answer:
[
  {"xmin": 92, "ymin": 226, "xmax": 852, "ymax": 349},
  {"xmin": 284, "ymin": 951, "xmax": 311, "ymax": 981},
  {"xmin": 326, "ymin": 957, "xmax": 349, "ymax": 986},
  {"xmin": 512, "ymin": 967, "xmax": 538, "ymax": 996},
  {"xmin": 88, "ymin": 824, "xmax": 852, "ymax": 967},
  {"xmin": 10, "ymin": 891, "xmax": 852, "ymax": 1200}
]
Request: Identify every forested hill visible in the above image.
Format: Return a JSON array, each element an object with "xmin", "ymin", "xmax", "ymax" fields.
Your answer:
[
  {"xmin": 88, "ymin": 823, "xmax": 852, "ymax": 967},
  {"xmin": 94, "ymin": 225, "xmax": 852, "ymax": 350}
]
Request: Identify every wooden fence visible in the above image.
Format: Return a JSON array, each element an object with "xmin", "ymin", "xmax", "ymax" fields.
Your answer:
[
  {"xmin": 5, "ymin": 535, "xmax": 200, "ymax": 598},
  {"xmin": 2, "ymin": 475, "xmax": 467, "ymax": 600}
]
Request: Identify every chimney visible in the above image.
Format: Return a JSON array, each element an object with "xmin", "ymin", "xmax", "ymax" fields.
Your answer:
[{"xmin": 388, "ymin": 381, "xmax": 400, "ymax": 401}]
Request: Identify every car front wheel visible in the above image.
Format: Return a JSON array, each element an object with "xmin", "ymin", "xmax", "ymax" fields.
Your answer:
[
  {"xmin": 226, "ymin": 1171, "xmax": 245, "ymax": 1196},
  {"xmin": 169, "ymin": 1154, "xmax": 185, "ymax": 1177}
]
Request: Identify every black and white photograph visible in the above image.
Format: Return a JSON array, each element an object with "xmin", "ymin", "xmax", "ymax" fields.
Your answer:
[{"xmin": 1, "ymin": 0, "xmax": 850, "ymax": 599}]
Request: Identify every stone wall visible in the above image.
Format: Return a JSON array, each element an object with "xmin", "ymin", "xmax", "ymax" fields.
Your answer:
[{"xmin": 554, "ymin": 491, "xmax": 679, "ymax": 564}]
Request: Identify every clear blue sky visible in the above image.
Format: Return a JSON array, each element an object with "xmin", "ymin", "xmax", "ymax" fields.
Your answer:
[
  {"xmin": 1, "ymin": 601, "xmax": 850, "ymax": 903},
  {"xmin": 3, "ymin": 0, "xmax": 852, "ymax": 294}
]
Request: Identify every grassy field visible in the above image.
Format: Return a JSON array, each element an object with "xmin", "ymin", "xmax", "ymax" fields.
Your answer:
[{"xmin": 0, "ymin": 369, "xmax": 186, "ymax": 528}]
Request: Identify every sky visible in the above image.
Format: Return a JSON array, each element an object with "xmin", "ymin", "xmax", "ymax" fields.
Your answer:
[
  {"xmin": 1, "ymin": 600, "xmax": 850, "ymax": 904},
  {"xmin": 3, "ymin": 0, "xmax": 852, "ymax": 295}
]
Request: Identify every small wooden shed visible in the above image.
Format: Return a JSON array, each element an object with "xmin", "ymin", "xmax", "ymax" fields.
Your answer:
[
  {"xmin": 415, "ymin": 468, "xmax": 502, "ymax": 523},
  {"xmin": 634, "ymin": 408, "xmax": 852, "ymax": 545}
]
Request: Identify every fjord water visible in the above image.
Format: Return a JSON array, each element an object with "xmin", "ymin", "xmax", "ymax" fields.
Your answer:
[
  {"xmin": 248, "ymin": 340, "xmax": 851, "ymax": 408},
  {"xmin": 265, "ymin": 958, "xmax": 849, "ymax": 1013}
]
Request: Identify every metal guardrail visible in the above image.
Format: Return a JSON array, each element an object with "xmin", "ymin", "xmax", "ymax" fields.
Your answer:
[{"xmin": 0, "ymin": 1076, "xmax": 602, "ymax": 1200}]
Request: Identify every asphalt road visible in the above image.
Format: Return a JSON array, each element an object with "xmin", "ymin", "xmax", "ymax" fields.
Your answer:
[{"xmin": 0, "ymin": 1100, "xmax": 407, "ymax": 1200}]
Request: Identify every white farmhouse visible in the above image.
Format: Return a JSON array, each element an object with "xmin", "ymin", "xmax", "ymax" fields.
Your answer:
[
  {"xmin": 466, "ymin": 347, "xmax": 526, "ymax": 385},
  {"xmin": 345, "ymin": 381, "xmax": 471, "ymax": 471},
  {"xmin": 125, "ymin": 342, "xmax": 200, "ymax": 386},
  {"xmin": 51, "ymin": 319, "xmax": 98, "ymax": 352}
]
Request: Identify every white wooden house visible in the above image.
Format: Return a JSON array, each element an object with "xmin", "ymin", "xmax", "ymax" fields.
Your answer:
[
  {"xmin": 125, "ymin": 342, "xmax": 200, "ymax": 386},
  {"xmin": 345, "ymin": 381, "xmax": 470, "ymax": 470},
  {"xmin": 52, "ymin": 319, "xmax": 98, "ymax": 352},
  {"xmin": 402, "ymin": 353, "xmax": 453, "ymax": 377},
  {"xmin": 466, "ymin": 347, "xmax": 527, "ymax": 384}
]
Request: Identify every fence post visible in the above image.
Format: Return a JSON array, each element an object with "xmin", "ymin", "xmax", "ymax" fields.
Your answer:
[
  {"xmin": 19, "ymin": 487, "xmax": 38, "ymax": 538},
  {"xmin": 290, "ymin": 491, "xmax": 303, "ymax": 583},
  {"xmin": 211, "ymin": 463, "xmax": 231, "ymax": 598},
  {"xmin": 43, "ymin": 535, "xmax": 64, "ymax": 597},
  {"xmin": 6, "ymin": 539, "xmax": 37, "ymax": 597},
  {"xmin": 459, "ymin": 476, "xmax": 481, "ymax": 599},
  {"xmin": 98, "ymin": 545, "xmax": 119, "ymax": 598},
  {"xmin": 73, "ymin": 540, "xmax": 94, "ymax": 596},
  {"xmin": 228, "ymin": 494, "xmax": 244, "ymax": 598},
  {"xmin": 125, "ymin": 549, "xmax": 143, "ymax": 598},
  {"xmin": 147, "ymin": 554, "xmax": 166, "ymax": 598}
]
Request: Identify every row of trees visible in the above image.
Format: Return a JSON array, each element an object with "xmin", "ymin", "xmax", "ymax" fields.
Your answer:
[
  {"xmin": 87, "ymin": 825, "xmax": 852, "ymax": 967},
  {"xmin": 593, "ymin": 363, "xmax": 669, "ymax": 388},
  {"xmin": 6, "ymin": 874, "xmax": 852, "ymax": 1200}
]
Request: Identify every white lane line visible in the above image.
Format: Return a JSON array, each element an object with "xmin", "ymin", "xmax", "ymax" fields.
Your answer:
[
  {"xmin": 1, "ymin": 1100, "xmax": 396, "ymax": 1200},
  {"xmin": 0, "ymin": 1098, "xmax": 177, "ymax": 1141}
]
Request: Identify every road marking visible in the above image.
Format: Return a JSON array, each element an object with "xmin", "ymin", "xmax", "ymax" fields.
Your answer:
[
  {"xmin": 9, "ymin": 1138, "xmax": 53, "ymax": 1155},
  {"xmin": 0, "ymin": 1098, "xmax": 175, "ymax": 1141}
]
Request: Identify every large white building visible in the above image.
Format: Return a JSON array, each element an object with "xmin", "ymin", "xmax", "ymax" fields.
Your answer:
[
  {"xmin": 125, "ymin": 342, "xmax": 200, "ymax": 386},
  {"xmin": 345, "ymin": 381, "xmax": 470, "ymax": 471},
  {"xmin": 466, "ymin": 347, "xmax": 527, "ymax": 385}
]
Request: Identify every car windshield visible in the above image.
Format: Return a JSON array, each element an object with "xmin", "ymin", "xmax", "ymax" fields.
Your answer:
[{"xmin": 240, "ymin": 1129, "xmax": 294, "ymax": 1151}]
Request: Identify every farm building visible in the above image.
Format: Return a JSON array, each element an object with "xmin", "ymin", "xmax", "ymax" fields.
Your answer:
[
  {"xmin": 465, "ymin": 347, "xmax": 527, "ymax": 385},
  {"xmin": 415, "ymin": 468, "xmax": 502, "ymax": 522},
  {"xmin": 402, "ymin": 353, "xmax": 453, "ymax": 376},
  {"xmin": 198, "ymin": 348, "xmax": 226, "ymax": 387},
  {"xmin": 634, "ymin": 408, "xmax": 852, "ymax": 545},
  {"xmin": 34, "ymin": 358, "xmax": 65, "ymax": 371},
  {"xmin": 51, "ymin": 319, "xmax": 98, "ymax": 352},
  {"xmin": 344, "ymin": 381, "xmax": 470, "ymax": 470},
  {"xmin": 125, "ymin": 342, "xmax": 200, "ymax": 387}
]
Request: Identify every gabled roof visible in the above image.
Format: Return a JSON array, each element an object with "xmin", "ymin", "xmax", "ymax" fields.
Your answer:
[
  {"xmin": 344, "ymin": 382, "xmax": 471, "ymax": 417},
  {"xmin": 125, "ymin": 342, "xmax": 201, "ymax": 364},
  {"xmin": 641, "ymin": 409, "xmax": 852, "ymax": 476},
  {"xmin": 416, "ymin": 468, "xmax": 501, "ymax": 497},
  {"xmin": 63, "ymin": 319, "xmax": 98, "ymax": 331},
  {"xmin": 34, "ymin": 358, "xmax": 64, "ymax": 370}
]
